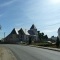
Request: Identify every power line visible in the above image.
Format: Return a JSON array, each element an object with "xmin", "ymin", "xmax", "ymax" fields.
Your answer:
[
  {"xmin": 39, "ymin": 22, "xmax": 60, "ymax": 29},
  {"xmin": 45, "ymin": 22, "xmax": 60, "ymax": 27}
]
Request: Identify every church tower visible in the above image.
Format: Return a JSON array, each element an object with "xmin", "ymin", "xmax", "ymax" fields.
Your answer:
[{"xmin": 28, "ymin": 24, "xmax": 38, "ymax": 41}]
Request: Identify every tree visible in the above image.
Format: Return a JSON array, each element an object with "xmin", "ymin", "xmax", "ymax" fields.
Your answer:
[
  {"xmin": 41, "ymin": 32, "xmax": 44, "ymax": 36},
  {"xmin": 56, "ymin": 37, "xmax": 60, "ymax": 48},
  {"xmin": 44, "ymin": 35, "xmax": 48, "ymax": 39},
  {"xmin": 29, "ymin": 37, "xmax": 32, "ymax": 44},
  {"xmin": 38, "ymin": 31, "xmax": 48, "ymax": 42},
  {"xmin": 38, "ymin": 31, "xmax": 40, "ymax": 39},
  {"xmin": 38, "ymin": 31, "xmax": 44, "ymax": 41}
]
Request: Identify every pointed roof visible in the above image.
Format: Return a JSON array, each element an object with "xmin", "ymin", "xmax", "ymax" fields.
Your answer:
[
  {"xmin": 10, "ymin": 28, "xmax": 17, "ymax": 34},
  {"xmin": 18, "ymin": 28, "xmax": 25, "ymax": 35},
  {"xmin": 23, "ymin": 29, "xmax": 30, "ymax": 35},
  {"xmin": 30, "ymin": 24, "xmax": 37, "ymax": 29},
  {"xmin": 5, "ymin": 28, "xmax": 17, "ymax": 39}
]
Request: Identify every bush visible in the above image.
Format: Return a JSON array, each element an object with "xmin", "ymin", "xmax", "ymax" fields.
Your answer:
[{"xmin": 37, "ymin": 43, "xmax": 52, "ymax": 47}]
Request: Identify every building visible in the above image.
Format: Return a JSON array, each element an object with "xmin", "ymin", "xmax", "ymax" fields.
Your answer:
[
  {"xmin": 51, "ymin": 36, "xmax": 57, "ymax": 41},
  {"xmin": 4, "ymin": 24, "xmax": 38, "ymax": 43},
  {"xmin": 18, "ymin": 28, "xmax": 30, "ymax": 42},
  {"xmin": 4, "ymin": 28, "xmax": 19, "ymax": 43},
  {"xmin": 28, "ymin": 24, "xmax": 38, "ymax": 41}
]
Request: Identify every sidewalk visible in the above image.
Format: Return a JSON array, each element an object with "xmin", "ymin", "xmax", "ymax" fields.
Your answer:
[
  {"xmin": 0, "ymin": 47, "xmax": 17, "ymax": 60},
  {"xmin": 30, "ymin": 45, "xmax": 60, "ymax": 52}
]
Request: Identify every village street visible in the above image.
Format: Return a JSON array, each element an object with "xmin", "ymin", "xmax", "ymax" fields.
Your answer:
[{"xmin": 0, "ymin": 44, "xmax": 60, "ymax": 60}]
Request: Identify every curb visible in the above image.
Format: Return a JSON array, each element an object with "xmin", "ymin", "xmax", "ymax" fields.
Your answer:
[{"xmin": 30, "ymin": 45, "xmax": 60, "ymax": 52}]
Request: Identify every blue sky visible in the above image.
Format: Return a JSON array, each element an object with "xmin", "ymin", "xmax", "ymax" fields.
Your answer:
[{"xmin": 0, "ymin": 0, "xmax": 60, "ymax": 39}]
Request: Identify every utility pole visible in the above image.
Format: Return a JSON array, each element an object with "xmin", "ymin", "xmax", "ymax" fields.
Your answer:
[
  {"xmin": 4, "ymin": 32, "xmax": 5, "ymax": 38},
  {"xmin": 3, "ymin": 32, "xmax": 5, "ymax": 43},
  {"xmin": 25, "ymin": 29, "xmax": 26, "ymax": 33},
  {"xmin": 25, "ymin": 29, "xmax": 27, "ymax": 42},
  {"xmin": 0, "ymin": 25, "xmax": 1, "ymax": 30}
]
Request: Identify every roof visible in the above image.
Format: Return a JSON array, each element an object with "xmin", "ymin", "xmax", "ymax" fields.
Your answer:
[
  {"xmin": 30, "ymin": 24, "xmax": 37, "ymax": 29},
  {"xmin": 23, "ymin": 29, "xmax": 30, "ymax": 35},
  {"xmin": 15, "ymin": 29, "xmax": 19, "ymax": 34},
  {"xmin": 5, "ymin": 28, "xmax": 30, "ymax": 39},
  {"xmin": 18, "ymin": 28, "xmax": 25, "ymax": 35},
  {"xmin": 28, "ymin": 30, "xmax": 35, "ymax": 35},
  {"xmin": 10, "ymin": 28, "xmax": 17, "ymax": 34},
  {"xmin": 5, "ymin": 28, "xmax": 17, "ymax": 39},
  {"xmin": 18, "ymin": 28, "xmax": 30, "ymax": 35}
]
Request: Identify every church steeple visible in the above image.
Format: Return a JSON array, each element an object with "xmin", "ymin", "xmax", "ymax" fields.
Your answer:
[{"xmin": 30, "ymin": 24, "xmax": 37, "ymax": 30}]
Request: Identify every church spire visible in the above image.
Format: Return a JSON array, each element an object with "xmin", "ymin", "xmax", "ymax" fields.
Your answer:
[{"xmin": 30, "ymin": 24, "xmax": 37, "ymax": 29}]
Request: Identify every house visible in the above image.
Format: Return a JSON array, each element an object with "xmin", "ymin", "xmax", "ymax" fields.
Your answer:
[
  {"xmin": 4, "ymin": 28, "xmax": 19, "ymax": 43},
  {"xmin": 51, "ymin": 36, "xmax": 57, "ymax": 41},
  {"xmin": 18, "ymin": 28, "xmax": 30, "ymax": 42},
  {"xmin": 4, "ymin": 24, "xmax": 38, "ymax": 43},
  {"xmin": 28, "ymin": 24, "xmax": 38, "ymax": 41}
]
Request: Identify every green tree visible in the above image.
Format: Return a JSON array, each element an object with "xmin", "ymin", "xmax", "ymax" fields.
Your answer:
[
  {"xmin": 38, "ymin": 31, "xmax": 48, "ymax": 42},
  {"xmin": 38, "ymin": 31, "xmax": 40, "ymax": 39},
  {"xmin": 38, "ymin": 31, "xmax": 44, "ymax": 41},
  {"xmin": 29, "ymin": 37, "xmax": 32, "ymax": 44},
  {"xmin": 41, "ymin": 32, "xmax": 44, "ymax": 39},
  {"xmin": 56, "ymin": 37, "xmax": 60, "ymax": 48},
  {"xmin": 44, "ymin": 35, "xmax": 48, "ymax": 39},
  {"xmin": 41, "ymin": 32, "xmax": 44, "ymax": 36}
]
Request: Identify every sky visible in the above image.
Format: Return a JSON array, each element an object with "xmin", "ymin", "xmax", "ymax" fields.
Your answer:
[{"xmin": 0, "ymin": 0, "xmax": 60, "ymax": 39}]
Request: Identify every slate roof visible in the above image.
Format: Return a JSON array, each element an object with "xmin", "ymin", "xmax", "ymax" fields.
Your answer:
[
  {"xmin": 23, "ymin": 29, "xmax": 30, "ymax": 35},
  {"xmin": 30, "ymin": 24, "xmax": 37, "ymax": 29},
  {"xmin": 5, "ymin": 24, "xmax": 37, "ymax": 39},
  {"xmin": 15, "ymin": 28, "xmax": 30, "ymax": 35},
  {"xmin": 18, "ymin": 28, "xmax": 25, "ymax": 35},
  {"xmin": 28, "ymin": 30, "xmax": 35, "ymax": 35},
  {"xmin": 5, "ymin": 28, "xmax": 17, "ymax": 39},
  {"xmin": 10, "ymin": 28, "xmax": 17, "ymax": 34}
]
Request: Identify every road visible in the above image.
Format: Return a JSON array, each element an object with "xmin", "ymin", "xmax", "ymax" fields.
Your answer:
[{"xmin": 0, "ymin": 44, "xmax": 60, "ymax": 60}]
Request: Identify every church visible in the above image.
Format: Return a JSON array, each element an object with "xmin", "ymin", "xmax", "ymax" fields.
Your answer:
[{"xmin": 4, "ymin": 24, "xmax": 38, "ymax": 43}]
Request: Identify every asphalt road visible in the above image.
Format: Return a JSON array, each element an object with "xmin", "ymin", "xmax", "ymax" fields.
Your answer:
[{"xmin": 0, "ymin": 44, "xmax": 60, "ymax": 60}]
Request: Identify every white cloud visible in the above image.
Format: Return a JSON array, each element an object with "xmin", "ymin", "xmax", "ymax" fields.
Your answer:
[
  {"xmin": 41, "ymin": 29, "xmax": 58, "ymax": 37},
  {"xmin": 42, "ymin": 29, "xmax": 58, "ymax": 33},
  {"xmin": 0, "ymin": 0, "xmax": 16, "ymax": 7},
  {"xmin": 44, "ymin": 20, "xmax": 60, "ymax": 25}
]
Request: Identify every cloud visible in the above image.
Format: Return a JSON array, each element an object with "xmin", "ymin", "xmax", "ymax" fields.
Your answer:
[
  {"xmin": 42, "ymin": 29, "xmax": 58, "ymax": 33},
  {"xmin": 0, "ymin": 0, "xmax": 16, "ymax": 7}
]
